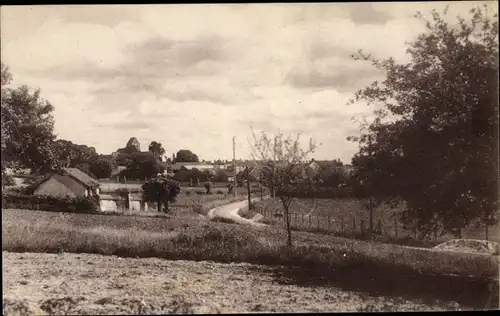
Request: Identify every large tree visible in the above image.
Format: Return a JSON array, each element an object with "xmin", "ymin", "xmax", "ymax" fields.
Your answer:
[
  {"xmin": 148, "ymin": 141, "xmax": 166, "ymax": 161},
  {"xmin": 51, "ymin": 139, "xmax": 98, "ymax": 170},
  {"xmin": 142, "ymin": 175, "xmax": 181, "ymax": 213},
  {"xmin": 1, "ymin": 63, "xmax": 57, "ymax": 174},
  {"xmin": 347, "ymin": 5, "xmax": 498, "ymax": 238},
  {"xmin": 121, "ymin": 152, "xmax": 165, "ymax": 181},
  {"xmin": 175, "ymin": 149, "xmax": 199, "ymax": 163},
  {"xmin": 89, "ymin": 158, "xmax": 115, "ymax": 179}
]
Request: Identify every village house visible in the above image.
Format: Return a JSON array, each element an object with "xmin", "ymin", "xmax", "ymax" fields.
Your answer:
[
  {"xmin": 226, "ymin": 171, "xmax": 237, "ymax": 183},
  {"xmin": 33, "ymin": 168, "xmax": 100, "ymax": 198}
]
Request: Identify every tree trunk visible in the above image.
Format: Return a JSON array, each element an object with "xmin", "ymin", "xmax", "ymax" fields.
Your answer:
[
  {"xmin": 285, "ymin": 205, "xmax": 292, "ymax": 247},
  {"xmin": 157, "ymin": 201, "xmax": 161, "ymax": 213},
  {"xmin": 164, "ymin": 200, "xmax": 169, "ymax": 213}
]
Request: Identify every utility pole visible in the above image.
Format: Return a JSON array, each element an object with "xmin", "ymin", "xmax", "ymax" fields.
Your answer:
[
  {"xmin": 246, "ymin": 166, "xmax": 252, "ymax": 209},
  {"xmin": 272, "ymin": 136, "xmax": 276, "ymax": 198},
  {"xmin": 233, "ymin": 136, "xmax": 237, "ymax": 197}
]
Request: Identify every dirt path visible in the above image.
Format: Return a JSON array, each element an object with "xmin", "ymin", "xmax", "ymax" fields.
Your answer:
[
  {"xmin": 207, "ymin": 197, "xmax": 267, "ymax": 227},
  {"xmin": 2, "ymin": 252, "xmax": 461, "ymax": 315}
]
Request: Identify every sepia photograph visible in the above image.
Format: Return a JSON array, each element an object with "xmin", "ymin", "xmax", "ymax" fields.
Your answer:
[{"xmin": 1, "ymin": 1, "xmax": 499, "ymax": 314}]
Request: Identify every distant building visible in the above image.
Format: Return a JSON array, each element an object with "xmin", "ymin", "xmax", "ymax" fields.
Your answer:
[
  {"xmin": 126, "ymin": 137, "xmax": 141, "ymax": 151},
  {"xmin": 226, "ymin": 171, "xmax": 237, "ymax": 183},
  {"xmin": 33, "ymin": 168, "xmax": 100, "ymax": 198},
  {"xmin": 167, "ymin": 162, "xmax": 215, "ymax": 172}
]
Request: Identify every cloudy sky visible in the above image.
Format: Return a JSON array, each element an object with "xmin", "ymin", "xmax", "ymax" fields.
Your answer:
[{"xmin": 1, "ymin": 2, "xmax": 494, "ymax": 162}]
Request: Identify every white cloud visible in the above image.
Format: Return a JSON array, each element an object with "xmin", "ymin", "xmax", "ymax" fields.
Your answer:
[{"xmin": 1, "ymin": 2, "xmax": 495, "ymax": 163}]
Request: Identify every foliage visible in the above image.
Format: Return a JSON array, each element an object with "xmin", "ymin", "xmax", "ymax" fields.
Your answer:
[
  {"xmin": 148, "ymin": 141, "xmax": 165, "ymax": 161},
  {"xmin": 121, "ymin": 152, "xmax": 165, "ymax": 181},
  {"xmin": 51, "ymin": 139, "xmax": 98, "ymax": 171},
  {"xmin": 227, "ymin": 183, "xmax": 234, "ymax": 195},
  {"xmin": 172, "ymin": 168, "xmax": 208, "ymax": 183},
  {"xmin": 249, "ymin": 128, "xmax": 317, "ymax": 247},
  {"xmin": 2, "ymin": 193, "xmax": 99, "ymax": 214},
  {"xmin": 172, "ymin": 169, "xmax": 191, "ymax": 182},
  {"xmin": 89, "ymin": 158, "xmax": 114, "ymax": 179},
  {"xmin": 347, "ymin": 6, "xmax": 499, "ymax": 238},
  {"xmin": 1, "ymin": 172, "xmax": 16, "ymax": 187},
  {"xmin": 313, "ymin": 163, "xmax": 350, "ymax": 189},
  {"xmin": 115, "ymin": 140, "xmax": 141, "ymax": 166},
  {"xmin": 204, "ymin": 182, "xmax": 211, "ymax": 194},
  {"xmin": 141, "ymin": 175, "xmax": 181, "ymax": 213},
  {"xmin": 175, "ymin": 149, "xmax": 199, "ymax": 163},
  {"xmin": 213, "ymin": 169, "xmax": 228, "ymax": 182},
  {"xmin": 1, "ymin": 63, "xmax": 57, "ymax": 174}
]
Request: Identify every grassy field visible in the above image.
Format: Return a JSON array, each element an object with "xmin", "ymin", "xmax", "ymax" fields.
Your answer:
[
  {"xmin": 2, "ymin": 208, "xmax": 498, "ymax": 309},
  {"xmin": 254, "ymin": 198, "xmax": 500, "ymax": 245},
  {"xmin": 101, "ymin": 183, "xmax": 266, "ymax": 209}
]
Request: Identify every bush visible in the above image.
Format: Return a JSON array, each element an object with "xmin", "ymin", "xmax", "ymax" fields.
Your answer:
[
  {"xmin": 210, "ymin": 216, "xmax": 236, "ymax": 224},
  {"xmin": 2, "ymin": 173, "xmax": 16, "ymax": 186},
  {"xmin": 2, "ymin": 193, "xmax": 100, "ymax": 214},
  {"xmin": 204, "ymin": 182, "xmax": 211, "ymax": 194}
]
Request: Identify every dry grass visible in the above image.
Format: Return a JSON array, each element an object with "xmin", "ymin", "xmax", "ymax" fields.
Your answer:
[
  {"xmin": 3, "ymin": 252, "xmax": 466, "ymax": 314},
  {"xmin": 2, "ymin": 208, "xmax": 498, "ymax": 309}
]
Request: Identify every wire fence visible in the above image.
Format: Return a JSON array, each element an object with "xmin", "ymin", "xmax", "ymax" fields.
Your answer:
[{"xmin": 254, "ymin": 206, "xmax": 495, "ymax": 242}]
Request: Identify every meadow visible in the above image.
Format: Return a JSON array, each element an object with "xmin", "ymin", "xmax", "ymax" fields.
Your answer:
[
  {"xmin": 253, "ymin": 198, "xmax": 499, "ymax": 246},
  {"xmin": 2, "ymin": 208, "xmax": 498, "ymax": 309}
]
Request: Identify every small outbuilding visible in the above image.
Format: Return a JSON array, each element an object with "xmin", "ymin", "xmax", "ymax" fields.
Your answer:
[{"xmin": 33, "ymin": 168, "xmax": 100, "ymax": 198}]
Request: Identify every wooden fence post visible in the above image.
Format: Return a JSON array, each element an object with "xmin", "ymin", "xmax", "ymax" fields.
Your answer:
[
  {"xmin": 394, "ymin": 218, "xmax": 398, "ymax": 238},
  {"xmin": 328, "ymin": 216, "xmax": 331, "ymax": 231}
]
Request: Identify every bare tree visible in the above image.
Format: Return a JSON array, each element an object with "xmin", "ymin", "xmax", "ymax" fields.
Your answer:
[{"xmin": 248, "ymin": 127, "xmax": 317, "ymax": 247}]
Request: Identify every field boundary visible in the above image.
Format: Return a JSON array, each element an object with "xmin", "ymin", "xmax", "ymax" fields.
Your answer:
[{"xmin": 254, "ymin": 199, "xmax": 498, "ymax": 247}]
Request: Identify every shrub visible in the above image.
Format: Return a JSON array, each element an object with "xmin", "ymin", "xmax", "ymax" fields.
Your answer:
[
  {"xmin": 2, "ymin": 193, "xmax": 100, "ymax": 214},
  {"xmin": 2, "ymin": 173, "xmax": 16, "ymax": 186},
  {"xmin": 210, "ymin": 216, "xmax": 236, "ymax": 224},
  {"xmin": 204, "ymin": 182, "xmax": 211, "ymax": 194}
]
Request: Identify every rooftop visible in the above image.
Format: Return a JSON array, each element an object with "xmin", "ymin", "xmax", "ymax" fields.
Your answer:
[{"xmin": 63, "ymin": 168, "xmax": 99, "ymax": 187}]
